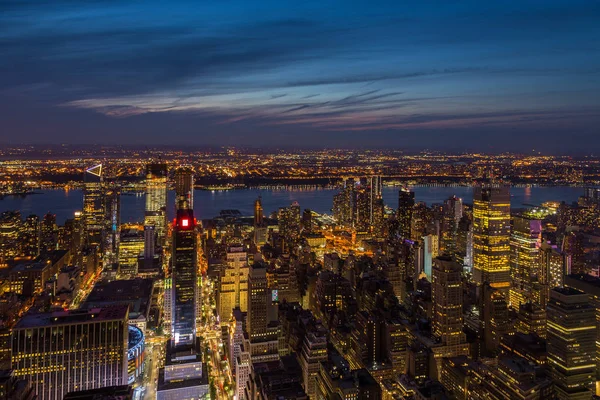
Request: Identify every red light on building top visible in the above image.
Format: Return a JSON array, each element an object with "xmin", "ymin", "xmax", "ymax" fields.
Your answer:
[{"xmin": 182, "ymin": 219, "xmax": 189, "ymax": 227}]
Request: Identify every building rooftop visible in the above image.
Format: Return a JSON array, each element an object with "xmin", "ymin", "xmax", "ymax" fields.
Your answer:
[
  {"xmin": 82, "ymin": 278, "xmax": 154, "ymax": 318},
  {"xmin": 15, "ymin": 305, "xmax": 129, "ymax": 329},
  {"xmin": 63, "ymin": 385, "xmax": 133, "ymax": 400},
  {"xmin": 157, "ymin": 368, "xmax": 208, "ymax": 392}
]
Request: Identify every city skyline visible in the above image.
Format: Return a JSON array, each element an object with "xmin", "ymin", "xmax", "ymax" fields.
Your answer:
[
  {"xmin": 1, "ymin": 1, "xmax": 600, "ymax": 151},
  {"xmin": 1, "ymin": 158, "xmax": 600, "ymax": 399}
]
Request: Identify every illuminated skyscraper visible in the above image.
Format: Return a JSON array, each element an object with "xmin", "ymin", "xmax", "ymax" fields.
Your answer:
[
  {"xmin": 472, "ymin": 184, "xmax": 511, "ymax": 292},
  {"xmin": 539, "ymin": 242, "xmax": 571, "ymax": 292},
  {"xmin": 432, "ymin": 256, "xmax": 468, "ymax": 354},
  {"xmin": 22, "ymin": 214, "xmax": 40, "ymax": 258},
  {"xmin": 247, "ymin": 262, "xmax": 269, "ymax": 339},
  {"xmin": 254, "ymin": 196, "xmax": 264, "ymax": 226},
  {"xmin": 11, "ymin": 306, "xmax": 129, "ymax": 400},
  {"xmin": 509, "ymin": 214, "xmax": 542, "ymax": 308},
  {"xmin": 278, "ymin": 201, "xmax": 302, "ymax": 246},
  {"xmin": 171, "ymin": 206, "xmax": 198, "ymax": 347},
  {"xmin": 516, "ymin": 302, "xmax": 546, "ymax": 338},
  {"xmin": 218, "ymin": 245, "xmax": 248, "ymax": 321},
  {"xmin": 83, "ymin": 164, "xmax": 105, "ymax": 247},
  {"xmin": 483, "ymin": 284, "xmax": 510, "ymax": 355},
  {"xmin": 398, "ymin": 188, "xmax": 415, "ymax": 239},
  {"xmin": 174, "ymin": 166, "xmax": 194, "ymax": 210},
  {"xmin": 367, "ymin": 175, "xmax": 383, "ymax": 226},
  {"xmin": 547, "ymin": 287, "xmax": 595, "ymax": 399},
  {"xmin": 333, "ymin": 178, "xmax": 355, "ymax": 227},
  {"xmin": 104, "ymin": 184, "xmax": 120, "ymax": 266},
  {"xmin": 144, "ymin": 163, "xmax": 168, "ymax": 247},
  {"xmin": 354, "ymin": 184, "xmax": 370, "ymax": 233},
  {"xmin": 441, "ymin": 195, "xmax": 462, "ymax": 257},
  {"xmin": 40, "ymin": 212, "xmax": 57, "ymax": 254}
]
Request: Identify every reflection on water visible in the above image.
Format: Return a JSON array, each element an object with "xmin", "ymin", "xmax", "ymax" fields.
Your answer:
[{"xmin": 523, "ymin": 186, "xmax": 531, "ymax": 202}]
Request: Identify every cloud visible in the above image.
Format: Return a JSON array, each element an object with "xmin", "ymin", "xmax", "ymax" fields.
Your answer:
[{"xmin": 0, "ymin": 0, "xmax": 599, "ymax": 149}]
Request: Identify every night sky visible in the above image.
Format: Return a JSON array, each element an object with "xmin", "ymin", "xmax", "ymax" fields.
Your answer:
[{"xmin": 1, "ymin": 0, "xmax": 599, "ymax": 152}]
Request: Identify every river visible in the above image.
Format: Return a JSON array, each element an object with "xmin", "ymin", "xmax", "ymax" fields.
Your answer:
[{"xmin": 0, "ymin": 186, "xmax": 586, "ymax": 224}]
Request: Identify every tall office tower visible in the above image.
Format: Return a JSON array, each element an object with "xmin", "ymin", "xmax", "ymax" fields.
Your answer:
[
  {"xmin": 247, "ymin": 262, "xmax": 269, "ymax": 339},
  {"xmin": 11, "ymin": 306, "xmax": 129, "ymax": 400},
  {"xmin": 118, "ymin": 228, "xmax": 144, "ymax": 276},
  {"xmin": 539, "ymin": 242, "xmax": 571, "ymax": 291},
  {"xmin": 333, "ymin": 178, "xmax": 355, "ymax": 227},
  {"xmin": 421, "ymin": 234, "xmax": 439, "ymax": 280},
  {"xmin": 144, "ymin": 163, "xmax": 168, "ymax": 247},
  {"xmin": 174, "ymin": 166, "xmax": 194, "ymax": 210},
  {"xmin": 21, "ymin": 214, "xmax": 40, "ymax": 258},
  {"xmin": 398, "ymin": 188, "xmax": 415, "ymax": 239},
  {"xmin": 219, "ymin": 245, "xmax": 249, "ymax": 321},
  {"xmin": 483, "ymin": 284, "xmax": 510, "ymax": 355},
  {"xmin": 547, "ymin": 287, "xmax": 595, "ymax": 399},
  {"xmin": 441, "ymin": 195, "xmax": 462, "ymax": 257},
  {"xmin": 372, "ymin": 198, "xmax": 385, "ymax": 238},
  {"xmin": 455, "ymin": 216, "xmax": 471, "ymax": 267},
  {"xmin": 472, "ymin": 184, "xmax": 511, "ymax": 292},
  {"xmin": 354, "ymin": 184, "xmax": 371, "ymax": 233},
  {"xmin": 0, "ymin": 211, "xmax": 21, "ymax": 262},
  {"xmin": 104, "ymin": 185, "xmax": 121, "ymax": 266},
  {"xmin": 158, "ymin": 197, "xmax": 209, "ymax": 400},
  {"xmin": 562, "ymin": 231, "xmax": 586, "ymax": 275},
  {"xmin": 278, "ymin": 201, "xmax": 302, "ymax": 246},
  {"xmin": 170, "ymin": 206, "xmax": 198, "ymax": 347},
  {"xmin": 367, "ymin": 175, "xmax": 383, "ymax": 225},
  {"xmin": 83, "ymin": 164, "xmax": 105, "ymax": 247},
  {"xmin": 254, "ymin": 196, "xmax": 264, "ymax": 226},
  {"xmin": 509, "ymin": 215, "xmax": 542, "ymax": 308},
  {"xmin": 432, "ymin": 257, "xmax": 466, "ymax": 346},
  {"xmin": 143, "ymin": 225, "xmax": 155, "ymax": 260},
  {"xmin": 300, "ymin": 324, "xmax": 328, "ymax": 398},
  {"xmin": 516, "ymin": 302, "xmax": 546, "ymax": 338},
  {"xmin": 301, "ymin": 209, "xmax": 313, "ymax": 234},
  {"xmin": 383, "ymin": 258, "xmax": 405, "ymax": 302},
  {"xmin": 40, "ymin": 212, "xmax": 57, "ymax": 254}
]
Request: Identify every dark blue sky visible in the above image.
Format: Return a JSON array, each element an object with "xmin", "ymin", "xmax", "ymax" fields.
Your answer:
[{"xmin": 1, "ymin": 0, "xmax": 599, "ymax": 152}]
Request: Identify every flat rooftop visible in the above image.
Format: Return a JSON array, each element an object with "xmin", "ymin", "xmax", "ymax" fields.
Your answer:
[
  {"xmin": 15, "ymin": 305, "xmax": 129, "ymax": 329},
  {"xmin": 82, "ymin": 278, "xmax": 154, "ymax": 317}
]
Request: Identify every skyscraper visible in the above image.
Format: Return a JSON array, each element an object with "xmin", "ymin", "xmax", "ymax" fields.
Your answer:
[
  {"xmin": 472, "ymin": 184, "xmax": 511, "ymax": 292},
  {"xmin": 171, "ymin": 205, "xmax": 198, "ymax": 347},
  {"xmin": 247, "ymin": 262, "xmax": 269, "ymax": 339},
  {"xmin": 144, "ymin": 163, "xmax": 168, "ymax": 247},
  {"xmin": 333, "ymin": 178, "xmax": 355, "ymax": 227},
  {"xmin": 278, "ymin": 201, "xmax": 302, "ymax": 247},
  {"xmin": 11, "ymin": 306, "xmax": 129, "ymax": 400},
  {"xmin": 158, "ymin": 169, "xmax": 209, "ymax": 400},
  {"xmin": 367, "ymin": 175, "xmax": 383, "ymax": 226},
  {"xmin": 441, "ymin": 195, "xmax": 462, "ymax": 257},
  {"xmin": 103, "ymin": 184, "xmax": 120, "ymax": 266},
  {"xmin": 432, "ymin": 256, "xmax": 466, "ymax": 348},
  {"xmin": 21, "ymin": 214, "xmax": 40, "ymax": 259},
  {"xmin": 174, "ymin": 166, "xmax": 194, "ymax": 210},
  {"xmin": 547, "ymin": 287, "xmax": 595, "ymax": 399},
  {"xmin": 83, "ymin": 164, "xmax": 105, "ymax": 247},
  {"xmin": 509, "ymin": 214, "xmax": 542, "ymax": 308},
  {"xmin": 254, "ymin": 196, "xmax": 264, "ymax": 226},
  {"xmin": 40, "ymin": 212, "xmax": 57, "ymax": 254},
  {"xmin": 398, "ymin": 188, "xmax": 415, "ymax": 239},
  {"xmin": 354, "ymin": 183, "xmax": 371, "ymax": 233},
  {"xmin": 218, "ymin": 245, "xmax": 248, "ymax": 321},
  {"xmin": 483, "ymin": 284, "xmax": 510, "ymax": 355}
]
